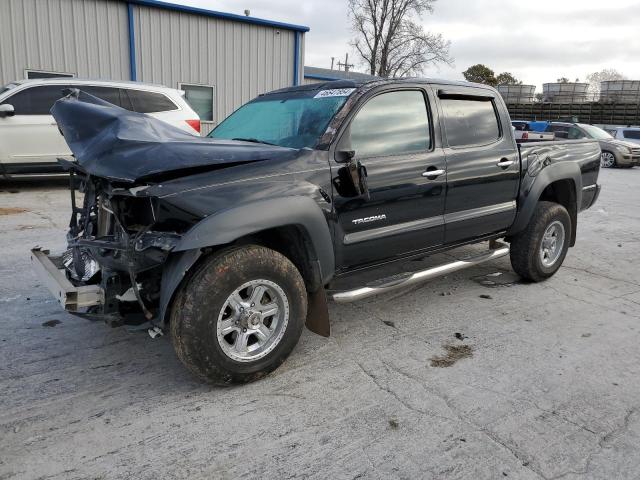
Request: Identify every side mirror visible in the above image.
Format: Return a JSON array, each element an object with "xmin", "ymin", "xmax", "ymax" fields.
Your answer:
[
  {"xmin": 334, "ymin": 150, "xmax": 369, "ymax": 199},
  {"xmin": 335, "ymin": 150, "xmax": 355, "ymax": 163},
  {"xmin": 0, "ymin": 104, "xmax": 15, "ymax": 118}
]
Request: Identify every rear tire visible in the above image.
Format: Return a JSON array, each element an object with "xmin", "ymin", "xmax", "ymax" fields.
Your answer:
[
  {"xmin": 170, "ymin": 245, "xmax": 307, "ymax": 385},
  {"xmin": 509, "ymin": 201, "xmax": 571, "ymax": 282}
]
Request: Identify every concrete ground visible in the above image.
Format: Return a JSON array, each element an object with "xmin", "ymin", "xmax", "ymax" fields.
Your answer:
[{"xmin": 1, "ymin": 169, "xmax": 639, "ymax": 480}]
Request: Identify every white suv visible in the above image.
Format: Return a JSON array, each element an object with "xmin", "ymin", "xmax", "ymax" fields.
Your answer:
[
  {"xmin": 607, "ymin": 126, "xmax": 640, "ymax": 145},
  {"xmin": 0, "ymin": 79, "xmax": 201, "ymax": 179}
]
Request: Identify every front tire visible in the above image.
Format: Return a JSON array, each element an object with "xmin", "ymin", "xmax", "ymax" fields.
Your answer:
[
  {"xmin": 510, "ymin": 201, "xmax": 571, "ymax": 282},
  {"xmin": 600, "ymin": 151, "xmax": 617, "ymax": 168},
  {"xmin": 170, "ymin": 245, "xmax": 307, "ymax": 385}
]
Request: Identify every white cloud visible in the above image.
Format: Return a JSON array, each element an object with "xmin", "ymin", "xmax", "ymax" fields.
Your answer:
[{"xmin": 173, "ymin": 0, "xmax": 640, "ymax": 91}]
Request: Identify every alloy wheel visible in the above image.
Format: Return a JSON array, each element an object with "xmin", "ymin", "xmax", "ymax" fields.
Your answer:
[{"xmin": 216, "ymin": 279, "xmax": 290, "ymax": 362}]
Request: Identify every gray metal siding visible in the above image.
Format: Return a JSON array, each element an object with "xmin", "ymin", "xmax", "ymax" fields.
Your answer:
[
  {"xmin": 201, "ymin": 121, "xmax": 216, "ymax": 136},
  {"xmin": 0, "ymin": 0, "xmax": 130, "ymax": 85},
  {"xmin": 132, "ymin": 4, "xmax": 299, "ymax": 125}
]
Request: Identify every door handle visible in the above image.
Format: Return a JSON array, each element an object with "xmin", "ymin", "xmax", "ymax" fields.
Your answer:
[
  {"xmin": 422, "ymin": 169, "xmax": 445, "ymax": 178},
  {"xmin": 497, "ymin": 158, "xmax": 514, "ymax": 168}
]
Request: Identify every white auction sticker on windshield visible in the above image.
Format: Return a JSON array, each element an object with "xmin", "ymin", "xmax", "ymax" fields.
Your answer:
[{"xmin": 314, "ymin": 88, "xmax": 356, "ymax": 98}]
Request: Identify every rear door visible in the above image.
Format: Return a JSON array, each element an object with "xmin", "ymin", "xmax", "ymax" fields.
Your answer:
[
  {"xmin": 332, "ymin": 86, "xmax": 446, "ymax": 269},
  {"xmin": 434, "ymin": 86, "xmax": 519, "ymax": 243},
  {"xmin": 0, "ymin": 84, "xmax": 72, "ymax": 168},
  {"xmin": 80, "ymin": 85, "xmax": 134, "ymax": 110}
]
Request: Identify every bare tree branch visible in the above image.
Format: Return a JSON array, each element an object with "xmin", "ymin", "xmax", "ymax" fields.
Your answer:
[{"xmin": 348, "ymin": 0, "xmax": 452, "ymax": 77}]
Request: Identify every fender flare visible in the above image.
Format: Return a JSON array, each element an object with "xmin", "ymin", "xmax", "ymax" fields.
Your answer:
[
  {"xmin": 157, "ymin": 196, "xmax": 335, "ymax": 326},
  {"xmin": 507, "ymin": 161, "xmax": 582, "ymax": 242}
]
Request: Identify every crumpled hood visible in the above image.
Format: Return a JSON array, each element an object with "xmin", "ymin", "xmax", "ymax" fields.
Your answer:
[{"xmin": 51, "ymin": 91, "xmax": 297, "ymax": 183}]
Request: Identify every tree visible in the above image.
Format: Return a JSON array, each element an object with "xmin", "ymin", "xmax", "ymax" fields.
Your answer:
[
  {"xmin": 349, "ymin": 0, "xmax": 452, "ymax": 78},
  {"xmin": 586, "ymin": 68, "xmax": 627, "ymax": 97},
  {"xmin": 496, "ymin": 72, "xmax": 521, "ymax": 86},
  {"xmin": 462, "ymin": 64, "xmax": 497, "ymax": 86},
  {"xmin": 463, "ymin": 65, "xmax": 522, "ymax": 86}
]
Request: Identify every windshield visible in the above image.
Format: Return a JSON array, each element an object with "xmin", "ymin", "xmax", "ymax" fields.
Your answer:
[
  {"xmin": 209, "ymin": 91, "xmax": 352, "ymax": 149},
  {"xmin": 579, "ymin": 124, "xmax": 613, "ymax": 140}
]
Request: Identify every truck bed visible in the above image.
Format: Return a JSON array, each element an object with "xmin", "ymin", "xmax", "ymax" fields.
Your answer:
[{"xmin": 518, "ymin": 139, "xmax": 601, "ymax": 209}]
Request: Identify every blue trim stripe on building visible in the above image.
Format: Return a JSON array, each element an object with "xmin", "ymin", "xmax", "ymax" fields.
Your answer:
[
  {"xmin": 127, "ymin": 2, "xmax": 137, "ymax": 81},
  {"xmin": 293, "ymin": 32, "xmax": 300, "ymax": 86},
  {"xmin": 125, "ymin": 0, "xmax": 310, "ymax": 32}
]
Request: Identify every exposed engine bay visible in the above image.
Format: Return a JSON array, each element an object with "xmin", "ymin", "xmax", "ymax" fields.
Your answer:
[{"xmin": 62, "ymin": 169, "xmax": 187, "ymax": 326}]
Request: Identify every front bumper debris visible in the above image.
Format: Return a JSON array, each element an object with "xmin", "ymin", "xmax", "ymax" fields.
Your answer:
[{"xmin": 30, "ymin": 247, "xmax": 103, "ymax": 311}]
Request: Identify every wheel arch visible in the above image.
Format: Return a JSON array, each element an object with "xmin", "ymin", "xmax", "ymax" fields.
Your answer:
[
  {"xmin": 156, "ymin": 196, "xmax": 334, "ymax": 331},
  {"xmin": 508, "ymin": 163, "xmax": 582, "ymax": 246}
]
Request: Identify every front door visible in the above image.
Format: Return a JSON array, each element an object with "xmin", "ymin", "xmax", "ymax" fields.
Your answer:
[
  {"xmin": 434, "ymin": 88, "xmax": 520, "ymax": 243},
  {"xmin": 332, "ymin": 87, "xmax": 446, "ymax": 270},
  {"xmin": 0, "ymin": 85, "xmax": 72, "ymax": 170}
]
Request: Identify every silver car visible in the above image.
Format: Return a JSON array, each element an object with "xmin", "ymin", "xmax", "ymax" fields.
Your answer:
[{"xmin": 547, "ymin": 122, "xmax": 640, "ymax": 168}]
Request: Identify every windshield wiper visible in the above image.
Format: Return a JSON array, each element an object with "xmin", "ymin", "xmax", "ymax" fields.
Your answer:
[{"xmin": 232, "ymin": 137, "xmax": 276, "ymax": 146}]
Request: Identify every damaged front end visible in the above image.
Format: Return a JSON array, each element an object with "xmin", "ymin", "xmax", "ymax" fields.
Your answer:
[{"xmin": 32, "ymin": 168, "xmax": 195, "ymax": 327}]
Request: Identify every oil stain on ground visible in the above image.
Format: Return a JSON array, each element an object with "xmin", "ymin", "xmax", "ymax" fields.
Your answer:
[
  {"xmin": 0, "ymin": 207, "xmax": 28, "ymax": 216},
  {"xmin": 42, "ymin": 320, "xmax": 62, "ymax": 327},
  {"xmin": 430, "ymin": 344, "xmax": 473, "ymax": 368}
]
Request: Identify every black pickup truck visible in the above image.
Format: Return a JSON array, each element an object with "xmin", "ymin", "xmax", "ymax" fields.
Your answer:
[{"xmin": 31, "ymin": 79, "xmax": 601, "ymax": 384}]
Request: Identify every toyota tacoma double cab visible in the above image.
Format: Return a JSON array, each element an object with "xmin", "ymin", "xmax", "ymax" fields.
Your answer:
[{"xmin": 31, "ymin": 79, "xmax": 601, "ymax": 385}]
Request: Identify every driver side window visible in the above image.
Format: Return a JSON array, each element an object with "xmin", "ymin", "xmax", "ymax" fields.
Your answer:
[
  {"xmin": 568, "ymin": 127, "xmax": 586, "ymax": 139},
  {"xmin": 347, "ymin": 90, "xmax": 431, "ymax": 158}
]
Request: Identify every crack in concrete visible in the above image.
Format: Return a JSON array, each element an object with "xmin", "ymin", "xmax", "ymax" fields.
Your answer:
[
  {"xmin": 547, "ymin": 408, "xmax": 638, "ymax": 480},
  {"xmin": 542, "ymin": 283, "xmax": 640, "ymax": 320},
  {"xmin": 562, "ymin": 265, "xmax": 640, "ymax": 288},
  {"xmin": 370, "ymin": 358, "xmax": 548, "ymax": 479}
]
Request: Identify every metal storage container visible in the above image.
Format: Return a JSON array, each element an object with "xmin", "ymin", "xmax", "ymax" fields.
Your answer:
[
  {"xmin": 542, "ymin": 83, "xmax": 589, "ymax": 103},
  {"xmin": 497, "ymin": 84, "xmax": 535, "ymax": 103},
  {"xmin": 599, "ymin": 80, "xmax": 640, "ymax": 103}
]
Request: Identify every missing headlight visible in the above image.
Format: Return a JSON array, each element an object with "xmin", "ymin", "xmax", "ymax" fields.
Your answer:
[{"xmin": 62, "ymin": 248, "xmax": 100, "ymax": 282}]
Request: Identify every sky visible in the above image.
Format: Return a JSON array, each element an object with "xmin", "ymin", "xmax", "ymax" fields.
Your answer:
[{"xmin": 175, "ymin": 0, "xmax": 640, "ymax": 92}]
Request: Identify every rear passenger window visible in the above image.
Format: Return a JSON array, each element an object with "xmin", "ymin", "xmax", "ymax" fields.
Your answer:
[
  {"xmin": 80, "ymin": 86, "xmax": 130, "ymax": 109},
  {"xmin": 441, "ymin": 98, "xmax": 500, "ymax": 147},
  {"xmin": 5, "ymin": 85, "xmax": 70, "ymax": 115},
  {"xmin": 624, "ymin": 130, "xmax": 640, "ymax": 140},
  {"xmin": 349, "ymin": 90, "xmax": 430, "ymax": 157},
  {"xmin": 126, "ymin": 90, "xmax": 177, "ymax": 113}
]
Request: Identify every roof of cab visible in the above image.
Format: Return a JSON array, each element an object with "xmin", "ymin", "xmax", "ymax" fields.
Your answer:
[{"xmin": 265, "ymin": 77, "xmax": 498, "ymax": 96}]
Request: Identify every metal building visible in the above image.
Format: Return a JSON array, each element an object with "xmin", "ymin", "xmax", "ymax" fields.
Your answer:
[
  {"xmin": 303, "ymin": 66, "xmax": 378, "ymax": 85},
  {"xmin": 0, "ymin": 0, "xmax": 308, "ymax": 134}
]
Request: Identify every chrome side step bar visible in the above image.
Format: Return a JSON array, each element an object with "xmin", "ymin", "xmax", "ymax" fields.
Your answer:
[
  {"xmin": 30, "ymin": 248, "xmax": 104, "ymax": 311},
  {"xmin": 331, "ymin": 240, "xmax": 510, "ymax": 303}
]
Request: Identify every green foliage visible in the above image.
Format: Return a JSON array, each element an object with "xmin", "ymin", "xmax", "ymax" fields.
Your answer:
[
  {"xmin": 463, "ymin": 65, "xmax": 522, "ymax": 86},
  {"xmin": 496, "ymin": 72, "xmax": 521, "ymax": 86},
  {"xmin": 463, "ymin": 64, "xmax": 497, "ymax": 86}
]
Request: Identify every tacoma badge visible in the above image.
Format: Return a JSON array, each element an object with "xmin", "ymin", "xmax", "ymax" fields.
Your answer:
[{"xmin": 352, "ymin": 214, "xmax": 387, "ymax": 225}]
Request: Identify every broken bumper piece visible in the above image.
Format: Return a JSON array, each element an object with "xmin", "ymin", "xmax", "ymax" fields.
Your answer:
[{"xmin": 30, "ymin": 247, "xmax": 104, "ymax": 312}]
